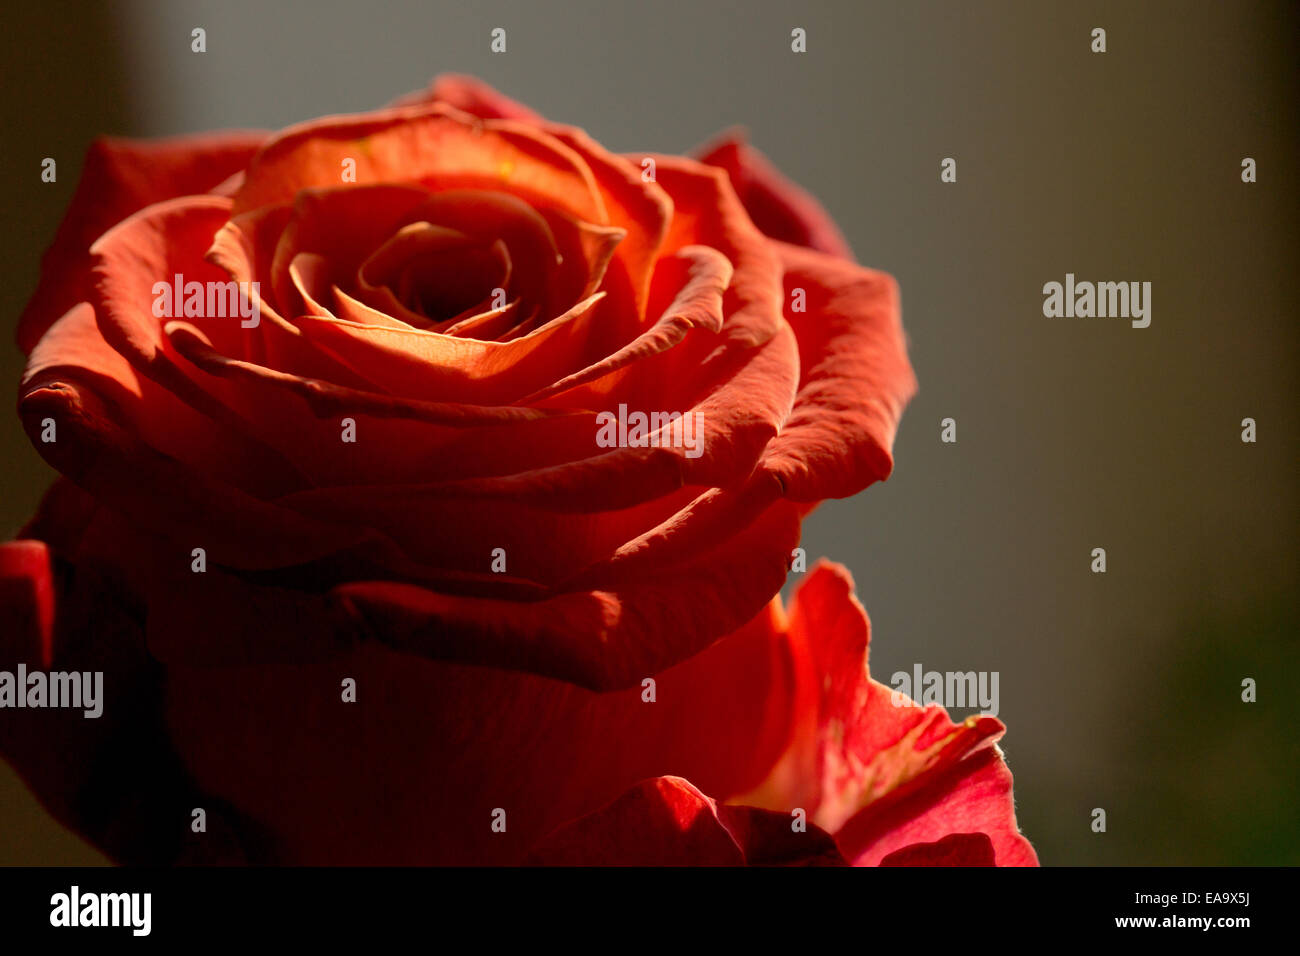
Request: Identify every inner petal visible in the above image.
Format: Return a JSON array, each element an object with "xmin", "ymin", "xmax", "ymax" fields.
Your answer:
[
  {"xmin": 358, "ymin": 221, "xmax": 512, "ymax": 322},
  {"xmin": 400, "ymin": 192, "xmax": 561, "ymax": 315}
]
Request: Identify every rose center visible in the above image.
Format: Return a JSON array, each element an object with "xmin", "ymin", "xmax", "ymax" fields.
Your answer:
[{"xmin": 358, "ymin": 221, "xmax": 512, "ymax": 322}]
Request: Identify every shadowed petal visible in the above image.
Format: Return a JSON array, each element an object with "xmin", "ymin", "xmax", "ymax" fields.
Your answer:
[
  {"xmin": 527, "ymin": 776, "xmax": 845, "ymax": 866},
  {"xmin": 18, "ymin": 132, "xmax": 265, "ymax": 352}
]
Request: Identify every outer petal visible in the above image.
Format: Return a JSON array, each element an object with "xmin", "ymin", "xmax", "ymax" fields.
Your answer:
[
  {"xmin": 0, "ymin": 534, "xmax": 262, "ymax": 864},
  {"xmin": 879, "ymin": 833, "xmax": 997, "ymax": 866},
  {"xmin": 736, "ymin": 562, "xmax": 1038, "ymax": 867},
  {"xmin": 0, "ymin": 541, "xmax": 56, "ymax": 668},
  {"xmin": 23, "ymin": 302, "xmax": 306, "ymax": 499},
  {"xmin": 19, "ymin": 375, "xmax": 372, "ymax": 571},
  {"xmin": 18, "ymin": 132, "xmax": 265, "ymax": 352},
  {"xmin": 160, "ymin": 596, "xmax": 800, "ymax": 864},
  {"xmin": 648, "ymin": 156, "xmax": 784, "ymax": 347},
  {"xmin": 232, "ymin": 104, "xmax": 607, "ymax": 226},
  {"xmin": 527, "ymin": 776, "xmax": 845, "ymax": 866},
  {"xmin": 839, "ymin": 750, "xmax": 1038, "ymax": 866},
  {"xmin": 760, "ymin": 241, "xmax": 917, "ymax": 501},
  {"xmin": 334, "ymin": 491, "xmax": 802, "ymax": 690},
  {"xmin": 391, "ymin": 73, "xmax": 544, "ymax": 123},
  {"xmin": 695, "ymin": 131, "xmax": 854, "ymax": 260}
]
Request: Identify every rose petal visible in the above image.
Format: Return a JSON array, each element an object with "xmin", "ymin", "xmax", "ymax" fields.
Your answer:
[
  {"xmin": 0, "ymin": 541, "xmax": 56, "ymax": 667},
  {"xmin": 527, "ymin": 776, "xmax": 845, "ymax": 866},
  {"xmin": 759, "ymin": 241, "xmax": 917, "ymax": 500},
  {"xmin": 23, "ymin": 302, "xmax": 305, "ymax": 498},
  {"xmin": 519, "ymin": 245, "xmax": 730, "ymax": 404},
  {"xmin": 649, "ymin": 155, "xmax": 784, "ymax": 348},
  {"xmin": 695, "ymin": 130, "xmax": 854, "ymax": 260},
  {"xmin": 549, "ymin": 126, "xmax": 672, "ymax": 322},
  {"xmin": 334, "ymin": 495, "xmax": 801, "ymax": 690},
  {"xmin": 266, "ymin": 184, "xmax": 431, "ymax": 321},
  {"xmin": 18, "ymin": 377, "xmax": 370, "ymax": 570},
  {"xmin": 392, "ymin": 73, "xmax": 544, "ymax": 123},
  {"xmin": 0, "ymin": 535, "xmax": 267, "ymax": 864},
  {"xmin": 264, "ymin": 478, "xmax": 701, "ymax": 590},
  {"xmin": 736, "ymin": 562, "xmax": 1038, "ymax": 866},
  {"xmin": 396, "ymin": 78, "xmax": 670, "ymax": 323},
  {"xmin": 18, "ymin": 131, "xmax": 265, "ymax": 352},
  {"xmin": 879, "ymin": 832, "xmax": 997, "ymax": 867},
  {"xmin": 286, "ymin": 293, "xmax": 607, "ymax": 405},
  {"xmin": 160, "ymin": 595, "xmax": 798, "ymax": 863},
  {"xmin": 233, "ymin": 104, "xmax": 607, "ymax": 226},
  {"xmin": 837, "ymin": 744, "xmax": 1039, "ymax": 867}
]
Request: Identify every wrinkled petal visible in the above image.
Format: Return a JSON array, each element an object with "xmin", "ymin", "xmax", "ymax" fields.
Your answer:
[
  {"xmin": 19, "ymin": 376, "xmax": 371, "ymax": 570},
  {"xmin": 760, "ymin": 241, "xmax": 917, "ymax": 500}
]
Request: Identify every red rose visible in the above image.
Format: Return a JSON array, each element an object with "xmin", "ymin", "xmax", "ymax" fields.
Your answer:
[
  {"xmin": 0, "ymin": 77, "xmax": 1027, "ymax": 866},
  {"xmin": 14, "ymin": 75, "xmax": 914, "ymax": 692}
]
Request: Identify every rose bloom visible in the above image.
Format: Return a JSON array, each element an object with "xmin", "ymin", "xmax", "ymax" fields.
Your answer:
[{"xmin": 0, "ymin": 76, "xmax": 1034, "ymax": 865}]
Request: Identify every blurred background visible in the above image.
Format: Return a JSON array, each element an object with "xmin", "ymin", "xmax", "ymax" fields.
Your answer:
[{"xmin": 1, "ymin": 0, "xmax": 1296, "ymax": 864}]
